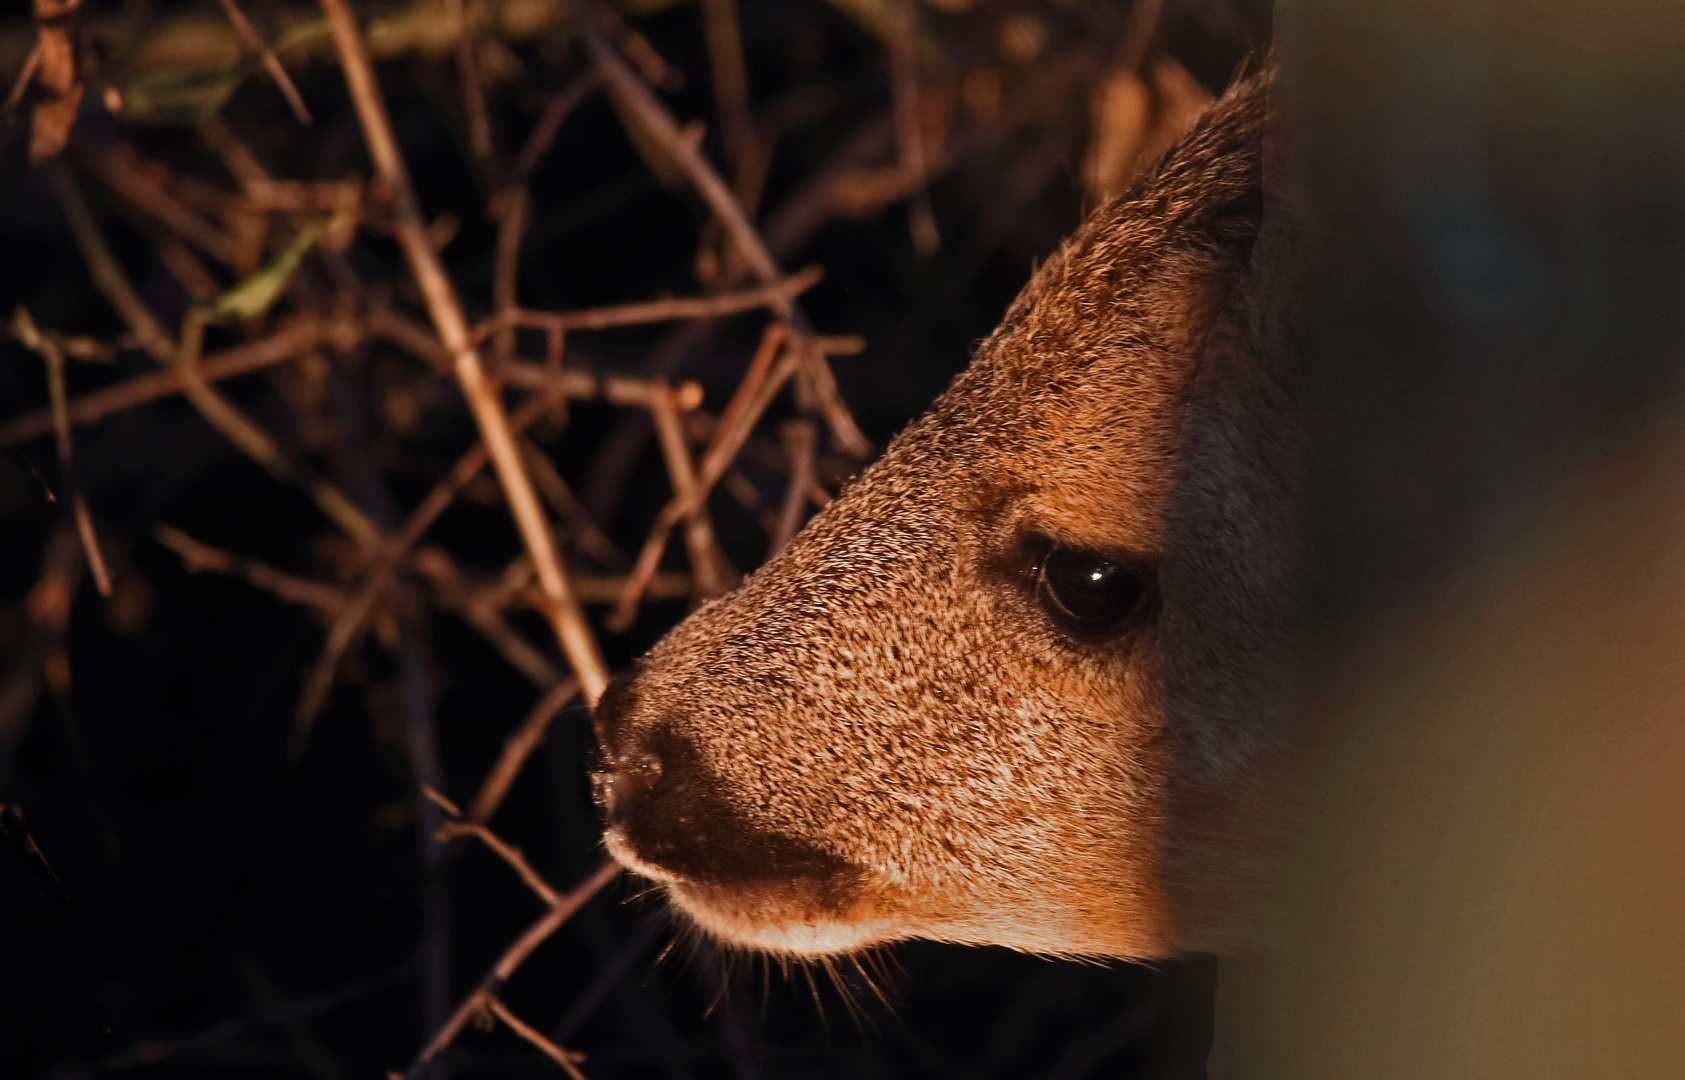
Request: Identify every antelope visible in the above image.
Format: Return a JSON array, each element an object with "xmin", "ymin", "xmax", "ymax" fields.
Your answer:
[
  {"xmin": 587, "ymin": 17, "xmax": 1685, "ymax": 1073},
  {"xmin": 592, "ymin": 69, "xmax": 1293, "ymax": 965}
]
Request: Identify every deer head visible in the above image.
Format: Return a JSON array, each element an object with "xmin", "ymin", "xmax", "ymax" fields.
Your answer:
[{"xmin": 594, "ymin": 70, "xmax": 1295, "ymax": 961}]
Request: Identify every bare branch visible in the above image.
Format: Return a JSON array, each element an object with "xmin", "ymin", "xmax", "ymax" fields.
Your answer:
[
  {"xmin": 468, "ymin": 677, "xmax": 580, "ymax": 825},
  {"xmin": 518, "ymin": 441, "xmax": 626, "ymax": 569},
  {"xmin": 46, "ymin": 161, "xmax": 174, "ymax": 362},
  {"xmin": 211, "ymin": 0, "xmax": 313, "ymax": 125},
  {"xmin": 4, "ymin": 39, "xmax": 42, "ymax": 112},
  {"xmin": 648, "ymin": 382, "xmax": 733, "ymax": 600},
  {"xmin": 491, "ymin": 186, "xmax": 527, "ymax": 368},
  {"xmin": 512, "ymin": 71, "xmax": 602, "ymax": 184},
  {"xmin": 291, "ymin": 584, "xmax": 382, "ymax": 757},
  {"xmin": 485, "ymin": 996, "xmax": 589, "ymax": 1080},
  {"xmin": 49, "ymin": 163, "xmax": 381, "ymax": 547},
  {"xmin": 568, "ymin": 1, "xmax": 870, "ymax": 457},
  {"xmin": 174, "ymin": 314, "xmax": 385, "ymax": 548},
  {"xmin": 437, "ymin": 819, "xmax": 560, "ymax": 906},
  {"xmin": 420, "ymin": 784, "xmax": 463, "ymax": 819},
  {"xmin": 699, "ymin": 0, "xmax": 757, "ymax": 195},
  {"xmin": 79, "ymin": 144, "xmax": 240, "ymax": 266},
  {"xmin": 568, "ymin": 573, "xmax": 690, "ymax": 604},
  {"xmin": 469, "ymin": 265, "xmax": 822, "ymax": 344},
  {"xmin": 320, "ymin": 0, "xmax": 609, "ymax": 703},
  {"xmin": 609, "ymin": 325, "xmax": 799, "ymax": 628},
  {"xmin": 405, "ymin": 860, "xmax": 620, "ymax": 1077},
  {"xmin": 773, "ymin": 418, "xmax": 817, "ymax": 553},
  {"xmin": 444, "ymin": 0, "xmax": 493, "ymax": 167},
  {"xmin": 291, "ymin": 381, "xmax": 574, "ymax": 750},
  {"xmin": 0, "ymin": 318, "xmax": 333, "ymax": 448},
  {"xmin": 154, "ymin": 236, "xmax": 223, "ymax": 301},
  {"xmin": 411, "ymin": 548, "xmax": 563, "ymax": 688},
  {"xmin": 887, "ymin": 0, "xmax": 939, "ymax": 254},
  {"xmin": 12, "ymin": 307, "xmax": 112, "ymax": 595},
  {"xmin": 155, "ymin": 525, "xmax": 348, "ymax": 613}
]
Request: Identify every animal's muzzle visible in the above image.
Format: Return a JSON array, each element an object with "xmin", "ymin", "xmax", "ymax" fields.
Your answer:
[
  {"xmin": 589, "ymin": 664, "xmax": 666, "ymax": 828},
  {"xmin": 590, "ymin": 665, "xmax": 733, "ymax": 879},
  {"xmin": 590, "ymin": 666, "xmax": 864, "ymax": 902},
  {"xmin": 590, "ymin": 752, "xmax": 661, "ymax": 825}
]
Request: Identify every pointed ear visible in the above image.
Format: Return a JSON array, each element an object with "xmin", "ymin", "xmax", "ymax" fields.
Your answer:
[
  {"xmin": 945, "ymin": 72, "xmax": 1274, "ymax": 562},
  {"xmin": 995, "ymin": 72, "xmax": 1270, "ymax": 362},
  {"xmin": 1116, "ymin": 66, "xmax": 1269, "ymax": 289}
]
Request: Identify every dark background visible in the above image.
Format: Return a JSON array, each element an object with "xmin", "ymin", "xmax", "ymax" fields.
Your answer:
[{"xmin": 0, "ymin": 1, "xmax": 1269, "ymax": 1077}]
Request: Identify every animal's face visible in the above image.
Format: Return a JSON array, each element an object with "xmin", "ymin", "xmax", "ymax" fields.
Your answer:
[
  {"xmin": 596, "ymin": 390, "xmax": 1178, "ymax": 957},
  {"xmin": 595, "ymin": 74, "xmax": 1273, "ymax": 960}
]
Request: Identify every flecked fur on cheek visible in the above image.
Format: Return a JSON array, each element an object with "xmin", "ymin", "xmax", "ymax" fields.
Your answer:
[{"xmin": 593, "ymin": 70, "xmax": 1273, "ymax": 961}]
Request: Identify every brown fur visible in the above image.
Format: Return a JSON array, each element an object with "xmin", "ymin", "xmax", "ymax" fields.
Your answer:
[{"xmin": 594, "ymin": 71, "xmax": 1292, "ymax": 960}]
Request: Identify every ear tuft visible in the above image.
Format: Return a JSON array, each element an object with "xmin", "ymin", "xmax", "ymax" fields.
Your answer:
[{"xmin": 988, "ymin": 72, "xmax": 1270, "ymax": 366}]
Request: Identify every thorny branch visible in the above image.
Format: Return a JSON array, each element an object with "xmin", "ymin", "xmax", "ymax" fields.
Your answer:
[
  {"xmin": 569, "ymin": 0, "xmax": 872, "ymax": 460},
  {"xmin": 320, "ymin": 0, "xmax": 610, "ymax": 703},
  {"xmin": 610, "ymin": 321, "xmax": 797, "ymax": 627}
]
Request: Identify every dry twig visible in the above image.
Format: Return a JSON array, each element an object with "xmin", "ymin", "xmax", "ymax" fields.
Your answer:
[
  {"xmin": 50, "ymin": 163, "xmax": 381, "ymax": 547},
  {"xmin": 411, "ymin": 549, "xmax": 564, "ymax": 688},
  {"xmin": 174, "ymin": 315, "xmax": 384, "ymax": 548},
  {"xmin": 0, "ymin": 318, "xmax": 334, "ymax": 447},
  {"xmin": 609, "ymin": 323, "xmax": 797, "ymax": 628},
  {"xmin": 699, "ymin": 0, "xmax": 757, "ymax": 194},
  {"xmin": 648, "ymin": 382, "xmax": 733, "ymax": 600},
  {"xmin": 484, "ymin": 996, "xmax": 589, "ymax": 1080},
  {"xmin": 773, "ymin": 418, "xmax": 818, "ymax": 553},
  {"xmin": 468, "ymin": 676, "xmax": 580, "ymax": 824},
  {"xmin": 518, "ymin": 442, "xmax": 625, "ymax": 569},
  {"xmin": 887, "ymin": 0, "xmax": 939, "ymax": 254},
  {"xmin": 491, "ymin": 186, "xmax": 528, "ymax": 368},
  {"xmin": 320, "ymin": 0, "xmax": 610, "ymax": 703},
  {"xmin": 405, "ymin": 859, "xmax": 621, "ymax": 1077},
  {"xmin": 79, "ymin": 144, "xmax": 241, "ymax": 267},
  {"xmin": 569, "ymin": 0, "xmax": 870, "ymax": 458},
  {"xmin": 156, "ymin": 525, "xmax": 347, "ymax": 613},
  {"xmin": 291, "ymin": 380, "xmax": 575, "ymax": 749},
  {"xmin": 469, "ymin": 265, "xmax": 823, "ymax": 344},
  {"xmin": 12, "ymin": 307, "xmax": 113, "ymax": 596},
  {"xmin": 512, "ymin": 72, "xmax": 603, "ymax": 184},
  {"xmin": 436, "ymin": 818, "xmax": 560, "ymax": 907},
  {"xmin": 444, "ymin": 0, "xmax": 494, "ymax": 168},
  {"xmin": 211, "ymin": 0, "xmax": 313, "ymax": 125},
  {"xmin": 569, "ymin": 573, "xmax": 690, "ymax": 604},
  {"xmin": 45, "ymin": 161, "xmax": 175, "ymax": 362}
]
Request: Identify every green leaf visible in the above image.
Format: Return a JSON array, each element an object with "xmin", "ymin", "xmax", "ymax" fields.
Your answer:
[
  {"xmin": 118, "ymin": 63, "xmax": 247, "ymax": 126},
  {"xmin": 114, "ymin": 18, "xmax": 248, "ymax": 127},
  {"xmin": 204, "ymin": 221, "xmax": 328, "ymax": 322}
]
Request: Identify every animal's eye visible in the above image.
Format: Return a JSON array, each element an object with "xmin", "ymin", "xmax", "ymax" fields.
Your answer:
[{"xmin": 1037, "ymin": 545, "xmax": 1145, "ymax": 631}]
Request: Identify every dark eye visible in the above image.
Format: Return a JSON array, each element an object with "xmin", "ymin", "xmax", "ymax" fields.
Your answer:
[{"xmin": 1037, "ymin": 545, "xmax": 1145, "ymax": 630}]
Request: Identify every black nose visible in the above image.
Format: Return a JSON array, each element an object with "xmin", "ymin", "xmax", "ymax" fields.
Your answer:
[
  {"xmin": 592, "ymin": 751, "xmax": 661, "ymax": 824},
  {"xmin": 590, "ymin": 664, "xmax": 664, "ymax": 823},
  {"xmin": 589, "ymin": 668, "xmax": 857, "ymax": 892}
]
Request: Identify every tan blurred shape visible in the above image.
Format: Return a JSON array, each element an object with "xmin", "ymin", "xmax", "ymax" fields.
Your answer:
[
  {"xmin": 1217, "ymin": 407, "xmax": 1685, "ymax": 1078},
  {"xmin": 997, "ymin": 14, "xmax": 1046, "ymax": 65},
  {"xmin": 1083, "ymin": 55, "xmax": 1214, "ymax": 206}
]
